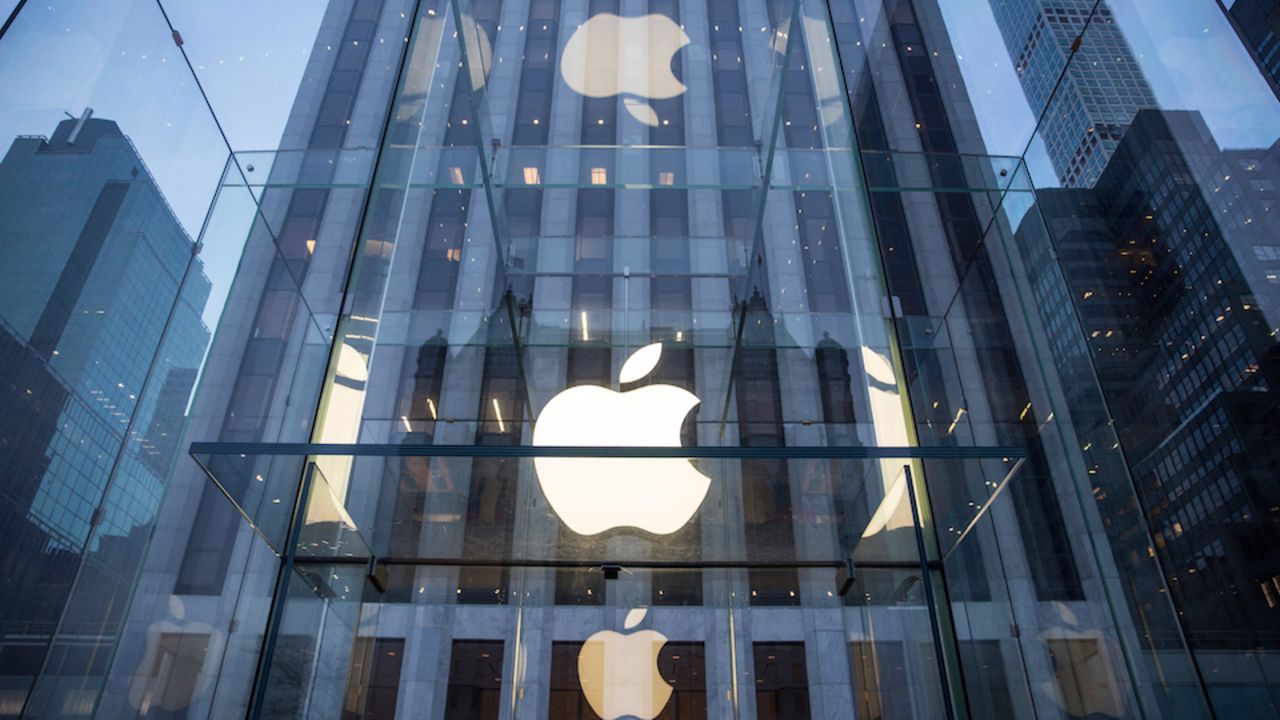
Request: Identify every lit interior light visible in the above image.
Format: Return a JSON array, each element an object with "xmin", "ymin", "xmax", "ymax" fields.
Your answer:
[
  {"xmin": 581, "ymin": 311, "xmax": 590, "ymax": 341},
  {"xmin": 658, "ymin": 171, "xmax": 674, "ymax": 186},
  {"xmin": 492, "ymin": 397, "xmax": 506, "ymax": 433},
  {"xmin": 523, "ymin": 166, "xmax": 541, "ymax": 184},
  {"xmin": 591, "ymin": 167, "xmax": 607, "ymax": 185},
  {"xmin": 426, "ymin": 398, "xmax": 438, "ymax": 419},
  {"xmin": 946, "ymin": 407, "xmax": 967, "ymax": 435},
  {"xmin": 450, "ymin": 167, "xmax": 464, "ymax": 184},
  {"xmin": 305, "ymin": 239, "xmax": 316, "ymax": 254},
  {"xmin": 401, "ymin": 416, "xmax": 413, "ymax": 432}
]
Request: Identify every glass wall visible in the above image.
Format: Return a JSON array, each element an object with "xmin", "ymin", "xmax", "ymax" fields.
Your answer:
[
  {"xmin": 1, "ymin": 0, "xmax": 1276, "ymax": 718},
  {"xmin": 0, "ymin": 2, "xmax": 223, "ymax": 716}
]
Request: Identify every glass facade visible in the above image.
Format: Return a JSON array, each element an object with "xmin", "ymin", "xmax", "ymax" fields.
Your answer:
[{"xmin": 0, "ymin": 0, "xmax": 1277, "ymax": 718}]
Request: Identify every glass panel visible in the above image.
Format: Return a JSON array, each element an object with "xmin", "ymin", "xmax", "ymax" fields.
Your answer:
[
  {"xmin": 0, "ymin": 1, "xmax": 230, "ymax": 716},
  {"xmin": 998, "ymin": 2, "xmax": 1280, "ymax": 715},
  {"xmin": 865, "ymin": 122, "xmax": 1211, "ymax": 717},
  {"xmin": 5, "ymin": 0, "xmax": 1267, "ymax": 715},
  {"xmin": 255, "ymin": 561, "xmax": 366, "ymax": 720},
  {"xmin": 84, "ymin": 0, "xmax": 418, "ymax": 713},
  {"xmin": 101, "ymin": 176, "xmax": 371, "ymax": 720},
  {"xmin": 156, "ymin": 1, "xmax": 338, "ymax": 153},
  {"xmin": 187, "ymin": 445, "xmax": 1014, "ymax": 718}
]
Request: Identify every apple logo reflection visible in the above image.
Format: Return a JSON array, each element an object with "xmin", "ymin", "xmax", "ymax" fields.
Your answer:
[
  {"xmin": 560, "ymin": 13, "xmax": 690, "ymax": 126},
  {"xmin": 578, "ymin": 608, "xmax": 673, "ymax": 720}
]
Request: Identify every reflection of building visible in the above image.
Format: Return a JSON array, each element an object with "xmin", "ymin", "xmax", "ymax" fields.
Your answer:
[
  {"xmin": 989, "ymin": 0, "xmax": 1157, "ymax": 187},
  {"xmin": 1224, "ymin": 0, "xmax": 1280, "ymax": 100},
  {"xmin": 1023, "ymin": 108, "xmax": 1280, "ymax": 705},
  {"xmin": 0, "ymin": 115, "xmax": 210, "ymax": 715}
]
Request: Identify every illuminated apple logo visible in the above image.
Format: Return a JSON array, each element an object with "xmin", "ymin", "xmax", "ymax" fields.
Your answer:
[
  {"xmin": 578, "ymin": 608, "xmax": 673, "ymax": 720},
  {"xmin": 532, "ymin": 342, "xmax": 710, "ymax": 535},
  {"xmin": 560, "ymin": 13, "xmax": 690, "ymax": 126}
]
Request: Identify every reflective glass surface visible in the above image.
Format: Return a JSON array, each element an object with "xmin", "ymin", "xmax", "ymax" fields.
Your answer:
[{"xmin": 2, "ymin": 0, "xmax": 1278, "ymax": 718}]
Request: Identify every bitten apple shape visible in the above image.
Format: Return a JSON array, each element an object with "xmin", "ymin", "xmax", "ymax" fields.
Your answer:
[
  {"xmin": 559, "ymin": 13, "xmax": 691, "ymax": 126},
  {"xmin": 578, "ymin": 608, "xmax": 673, "ymax": 720},
  {"xmin": 532, "ymin": 343, "xmax": 711, "ymax": 535}
]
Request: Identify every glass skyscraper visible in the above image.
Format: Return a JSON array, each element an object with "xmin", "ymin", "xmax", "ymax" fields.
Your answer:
[
  {"xmin": 0, "ymin": 114, "xmax": 211, "ymax": 717},
  {"xmin": 989, "ymin": 0, "xmax": 1157, "ymax": 187},
  {"xmin": 1022, "ymin": 107, "xmax": 1280, "ymax": 714},
  {"xmin": 0, "ymin": 0, "xmax": 1277, "ymax": 718},
  {"xmin": 1224, "ymin": 0, "xmax": 1280, "ymax": 100}
]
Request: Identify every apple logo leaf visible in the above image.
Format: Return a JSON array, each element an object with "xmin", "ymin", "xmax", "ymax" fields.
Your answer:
[
  {"xmin": 619, "ymin": 342, "xmax": 662, "ymax": 384},
  {"xmin": 624, "ymin": 607, "xmax": 647, "ymax": 630}
]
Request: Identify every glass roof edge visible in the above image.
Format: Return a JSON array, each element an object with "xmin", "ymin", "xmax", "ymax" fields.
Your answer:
[{"xmin": 189, "ymin": 441, "xmax": 1024, "ymax": 460}]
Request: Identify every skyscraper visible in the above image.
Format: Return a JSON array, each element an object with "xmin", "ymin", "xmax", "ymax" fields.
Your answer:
[
  {"xmin": 0, "ymin": 114, "xmax": 211, "ymax": 717},
  {"xmin": 1020, "ymin": 108, "xmax": 1280, "ymax": 709},
  {"xmin": 988, "ymin": 0, "xmax": 1280, "ymax": 709},
  {"xmin": 1223, "ymin": 0, "xmax": 1280, "ymax": 100},
  {"xmin": 989, "ymin": 0, "xmax": 1157, "ymax": 186}
]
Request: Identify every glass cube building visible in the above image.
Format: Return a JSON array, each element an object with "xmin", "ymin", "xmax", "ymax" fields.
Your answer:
[{"xmin": 0, "ymin": 0, "xmax": 1278, "ymax": 718}]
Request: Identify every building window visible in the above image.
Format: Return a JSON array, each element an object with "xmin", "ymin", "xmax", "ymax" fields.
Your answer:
[
  {"xmin": 549, "ymin": 641, "xmax": 705, "ymax": 718},
  {"xmin": 753, "ymin": 643, "xmax": 811, "ymax": 719},
  {"xmin": 849, "ymin": 641, "xmax": 913, "ymax": 720},
  {"xmin": 342, "ymin": 638, "xmax": 404, "ymax": 720},
  {"xmin": 443, "ymin": 640, "xmax": 504, "ymax": 720}
]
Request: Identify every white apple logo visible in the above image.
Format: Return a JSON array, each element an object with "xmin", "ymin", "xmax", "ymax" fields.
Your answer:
[
  {"xmin": 578, "ymin": 608, "xmax": 673, "ymax": 720},
  {"xmin": 560, "ymin": 13, "xmax": 690, "ymax": 126},
  {"xmin": 532, "ymin": 342, "xmax": 711, "ymax": 535}
]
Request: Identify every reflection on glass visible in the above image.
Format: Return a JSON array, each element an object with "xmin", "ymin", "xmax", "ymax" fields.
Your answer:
[{"xmin": 3, "ymin": 0, "xmax": 1272, "ymax": 716}]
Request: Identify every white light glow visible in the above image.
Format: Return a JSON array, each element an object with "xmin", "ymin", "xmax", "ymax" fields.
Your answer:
[
  {"xmin": 492, "ymin": 397, "xmax": 506, "ymax": 433},
  {"xmin": 860, "ymin": 346, "xmax": 915, "ymax": 537},
  {"xmin": 532, "ymin": 343, "xmax": 710, "ymax": 535}
]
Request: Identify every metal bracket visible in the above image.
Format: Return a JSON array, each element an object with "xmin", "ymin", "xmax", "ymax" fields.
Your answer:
[
  {"xmin": 367, "ymin": 556, "xmax": 389, "ymax": 593},
  {"xmin": 836, "ymin": 558, "xmax": 856, "ymax": 597}
]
